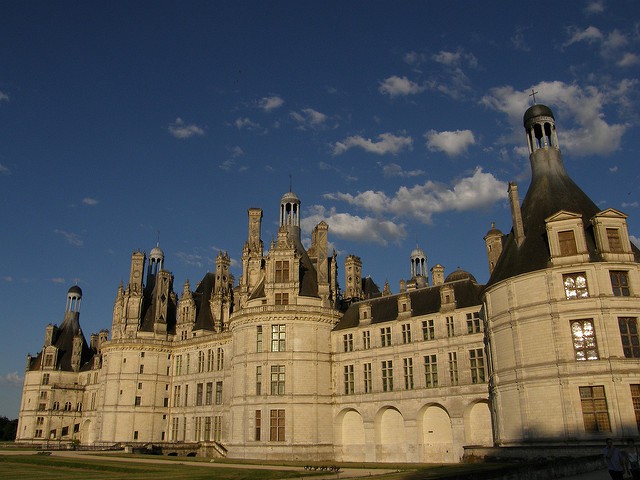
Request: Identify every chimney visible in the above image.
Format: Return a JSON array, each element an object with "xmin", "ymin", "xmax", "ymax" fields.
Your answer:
[{"xmin": 508, "ymin": 182, "xmax": 525, "ymax": 247}]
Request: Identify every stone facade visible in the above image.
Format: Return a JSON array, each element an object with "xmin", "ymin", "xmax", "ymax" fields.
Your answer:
[{"xmin": 16, "ymin": 104, "xmax": 640, "ymax": 463}]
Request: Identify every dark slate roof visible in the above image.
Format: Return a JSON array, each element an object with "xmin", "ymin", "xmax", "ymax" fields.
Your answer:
[
  {"xmin": 293, "ymin": 235, "xmax": 319, "ymax": 298},
  {"xmin": 139, "ymin": 274, "xmax": 177, "ymax": 333},
  {"xmin": 334, "ymin": 279, "xmax": 483, "ymax": 331},
  {"xmin": 29, "ymin": 313, "xmax": 94, "ymax": 372},
  {"xmin": 523, "ymin": 104, "xmax": 554, "ymax": 125},
  {"xmin": 362, "ymin": 277, "xmax": 381, "ymax": 299},
  {"xmin": 193, "ymin": 272, "xmax": 216, "ymax": 331}
]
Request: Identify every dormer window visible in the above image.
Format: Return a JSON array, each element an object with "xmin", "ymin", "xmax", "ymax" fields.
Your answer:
[
  {"xmin": 607, "ymin": 228, "xmax": 622, "ymax": 253},
  {"xmin": 591, "ymin": 209, "xmax": 634, "ymax": 262},
  {"xmin": 275, "ymin": 260, "xmax": 290, "ymax": 283},
  {"xmin": 546, "ymin": 211, "xmax": 589, "ymax": 266}
]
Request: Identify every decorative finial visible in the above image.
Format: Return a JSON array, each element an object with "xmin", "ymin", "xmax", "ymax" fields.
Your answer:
[
  {"xmin": 529, "ymin": 88, "xmax": 538, "ymax": 104},
  {"xmin": 289, "ymin": 174, "xmax": 292, "ymax": 192}
]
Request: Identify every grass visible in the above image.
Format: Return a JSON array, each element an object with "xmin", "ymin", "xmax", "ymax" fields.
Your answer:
[{"xmin": 0, "ymin": 454, "xmax": 317, "ymax": 480}]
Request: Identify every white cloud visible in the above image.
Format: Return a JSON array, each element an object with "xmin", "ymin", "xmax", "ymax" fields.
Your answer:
[
  {"xmin": 609, "ymin": 166, "xmax": 618, "ymax": 172},
  {"xmin": 0, "ymin": 372, "xmax": 23, "ymax": 388},
  {"xmin": 233, "ymin": 117, "xmax": 261, "ymax": 130},
  {"xmin": 617, "ymin": 52, "xmax": 640, "ymax": 67},
  {"xmin": 82, "ymin": 197, "xmax": 99, "ymax": 206},
  {"xmin": 564, "ymin": 26, "xmax": 604, "ymax": 46},
  {"xmin": 168, "ymin": 118, "xmax": 204, "ymax": 139},
  {"xmin": 630, "ymin": 235, "xmax": 640, "ymax": 248},
  {"xmin": 51, "ymin": 277, "xmax": 66, "ymax": 284},
  {"xmin": 290, "ymin": 108, "xmax": 329, "ymax": 130},
  {"xmin": 584, "ymin": 0, "xmax": 605, "ymax": 14},
  {"xmin": 333, "ymin": 133, "xmax": 413, "ymax": 156},
  {"xmin": 379, "ymin": 76, "xmax": 426, "ymax": 97},
  {"xmin": 622, "ymin": 201, "xmax": 639, "ymax": 208},
  {"xmin": 425, "ymin": 129, "xmax": 476, "ymax": 156},
  {"xmin": 325, "ymin": 167, "xmax": 508, "ymax": 224},
  {"xmin": 0, "ymin": 91, "xmax": 8, "ymax": 102},
  {"xmin": 228, "ymin": 145, "xmax": 244, "ymax": 158},
  {"xmin": 176, "ymin": 251, "xmax": 213, "ymax": 269},
  {"xmin": 258, "ymin": 95, "xmax": 284, "ymax": 112},
  {"xmin": 432, "ymin": 50, "xmax": 478, "ymax": 68},
  {"xmin": 564, "ymin": 26, "xmax": 631, "ymax": 63},
  {"xmin": 0, "ymin": 163, "xmax": 10, "ymax": 175},
  {"xmin": 301, "ymin": 205, "xmax": 406, "ymax": 246},
  {"xmin": 403, "ymin": 51, "xmax": 427, "ymax": 66},
  {"xmin": 481, "ymin": 81, "xmax": 629, "ymax": 156},
  {"xmin": 3, "ymin": 276, "xmax": 13, "ymax": 282},
  {"xmin": 54, "ymin": 229, "xmax": 83, "ymax": 247},
  {"xmin": 381, "ymin": 163, "xmax": 425, "ymax": 178}
]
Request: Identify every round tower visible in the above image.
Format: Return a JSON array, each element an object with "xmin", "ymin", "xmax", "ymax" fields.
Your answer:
[
  {"xmin": 65, "ymin": 285, "xmax": 83, "ymax": 313},
  {"xmin": 148, "ymin": 243, "xmax": 164, "ymax": 276}
]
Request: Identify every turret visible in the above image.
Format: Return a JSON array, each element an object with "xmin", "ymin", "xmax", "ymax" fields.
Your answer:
[
  {"xmin": 484, "ymin": 222, "xmax": 504, "ymax": 275},
  {"xmin": 280, "ymin": 190, "xmax": 301, "ymax": 242},
  {"xmin": 344, "ymin": 255, "xmax": 363, "ymax": 301}
]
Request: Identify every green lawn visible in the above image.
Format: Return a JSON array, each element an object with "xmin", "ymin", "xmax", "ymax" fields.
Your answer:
[{"xmin": 0, "ymin": 454, "xmax": 315, "ymax": 480}]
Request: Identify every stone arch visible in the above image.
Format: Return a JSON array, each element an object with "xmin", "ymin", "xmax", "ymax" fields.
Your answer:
[
  {"xmin": 418, "ymin": 403, "xmax": 454, "ymax": 463},
  {"xmin": 374, "ymin": 406, "xmax": 406, "ymax": 462},
  {"xmin": 464, "ymin": 400, "xmax": 493, "ymax": 447},
  {"xmin": 334, "ymin": 408, "xmax": 366, "ymax": 462},
  {"xmin": 81, "ymin": 419, "xmax": 93, "ymax": 444}
]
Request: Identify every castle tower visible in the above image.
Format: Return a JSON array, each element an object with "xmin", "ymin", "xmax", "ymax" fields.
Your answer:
[
  {"xmin": 280, "ymin": 190, "xmax": 301, "ymax": 241},
  {"xmin": 483, "ymin": 223, "xmax": 503, "ymax": 275},
  {"xmin": 483, "ymin": 102, "xmax": 640, "ymax": 446},
  {"xmin": 344, "ymin": 255, "xmax": 363, "ymax": 301}
]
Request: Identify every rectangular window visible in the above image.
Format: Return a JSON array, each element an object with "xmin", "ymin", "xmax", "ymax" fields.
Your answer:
[
  {"xmin": 424, "ymin": 354, "xmax": 438, "ymax": 388},
  {"xmin": 184, "ymin": 384, "xmax": 189, "ymax": 406},
  {"xmin": 564, "ymin": 272, "xmax": 589, "ymax": 299},
  {"xmin": 256, "ymin": 366, "xmax": 262, "ymax": 395},
  {"xmin": 403, "ymin": 358, "xmax": 414, "ymax": 390},
  {"xmin": 171, "ymin": 418, "xmax": 179, "ymax": 441},
  {"xmin": 363, "ymin": 363, "xmax": 372, "ymax": 393},
  {"xmin": 198, "ymin": 351, "xmax": 205, "ymax": 373},
  {"xmin": 619, "ymin": 317, "xmax": 640, "ymax": 358},
  {"xmin": 185, "ymin": 354, "xmax": 190, "ymax": 374},
  {"xmin": 256, "ymin": 326, "xmax": 263, "ymax": 352},
  {"xmin": 344, "ymin": 365, "xmax": 354, "ymax": 395},
  {"xmin": 607, "ymin": 228, "xmax": 623, "ymax": 253},
  {"xmin": 270, "ymin": 365, "xmax": 285, "ymax": 395},
  {"xmin": 446, "ymin": 316, "xmax": 455, "ymax": 337},
  {"xmin": 343, "ymin": 333, "xmax": 353, "ymax": 352},
  {"xmin": 380, "ymin": 326, "xmax": 392, "ymax": 347},
  {"xmin": 135, "ymin": 396, "xmax": 141, "ymax": 406},
  {"xmin": 215, "ymin": 381, "xmax": 223, "ymax": 405},
  {"xmin": 610, "ymin": 271, "xmax": 630, "ymax": 297},
  {"xmin": 42, "ymin": 373, "xmax": 50, "ymax": 385},
  {"xmin": 213, "ymin": 415, "xmax": 222, "ymax": 442},
  {"xmin": 35, "ymin": 429, "xmax": 43, "ymax": 438},
  {"xmin": 139, "ymin": 364, "xmax": 144, "ymax": 374},
  {"xmin": 271, "ymin": 325, "xmax": 286, "ymax": 352},
  {"xmin": 269, "ymin": 409, "xmax": 285, "ymax": 442},
  {"xmin": 275, "ymin": 260, "xmax": 290, "ymax": 283},
  {"xmin": 469, "ymin": 348, "xmax": 486, "ymax": 384},
  {"xmin": 175, "ymin": 355, "xmax": 182, "ymax": 376},
  {"xmin": 133, "ymin": 430, "xmax": 138, "ymax": 440},
  {"xmin": 422, "ymin": 320, "xmax": 435, "ymax": 341},
  {"xmin": 196, "ymin": 383, "xmax": 203, "ymax": 406},
  {"xmin": 402, "ymin": 324, "xmax": 412, "ymax": 344},
  {"xmin": 571, "ymin": 319, "xmax": 599, "ymax": 361},
  {"xmin": 44, "ymin": 354, "xmax": 54, "ymax": 367},
  {"xmin": 579, "ymin": 386, "xmax": 611, "ymax": 432},
  {"xmin": 631, "ymin": 385, "xmax": 640, "ymax": 432},
  {"xmin": 207, "ymin": 349, "xmax": 214, "ymax": 372},
  {"xmin": 216, "ymin": 348, "xmax": 224, "ymax": 370},
  {"xmin": 173, "ymin": 385, "xmax": 181, "ymax": 407},
  {"xmin": 381, "ymin": 360, "xmax": 393, "ymax": 392},
  {"xmin": 275, "ymin": 292, "xmax": 289, "ymax": 305},
  {"xmin": 466, "ymin": 312, "xmax": 481, "ymax": 334},
  {"xmin": 206, "ymin": 382, "xmax": 213, "ymax": 405},
  {"xmin": 559, "ymin": 230, "xmax": 578, "ymax": 256},
  {"xmin": 448, "ymin": 352, "xmax": 459, "ymax": 386},
  {"xmin": 255, "ymin": 410, "xmax": 262, "ymax": 441},
  {"xmin": 204, "ymin": 417, "xmax": 212, "ymax": 441},
  {"xmin": 362, "ymin": 331, "xmax": 371, "ymax": 350}
]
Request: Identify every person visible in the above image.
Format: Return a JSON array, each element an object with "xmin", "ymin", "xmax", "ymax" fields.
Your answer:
[
  {"xmin": 626, "ymin": 438, "xmax": 640, "ymax": 480},
  {"xmin": 604, "ymin": 438, "xmax": 627, "ymax": 480}
]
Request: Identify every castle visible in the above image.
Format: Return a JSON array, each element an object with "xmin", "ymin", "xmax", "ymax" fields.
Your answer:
[{"xmin": 16, "ymin": 104, "xmax": 640, "ymax": 463}]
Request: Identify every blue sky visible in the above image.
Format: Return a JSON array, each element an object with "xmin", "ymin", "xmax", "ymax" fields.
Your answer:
[{"xmin": 1, "ymin": 0, "xmax": 639, "ymax": 418}]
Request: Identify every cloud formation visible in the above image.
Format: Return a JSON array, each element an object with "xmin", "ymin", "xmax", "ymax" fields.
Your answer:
[
  {"xmin": 425, "ymin": 129, "xmax": 476, "ymax": 156},
  {"xmin": 481, "ymin": 80, "xmax": 629, "ymax": 156},
  {"xmin": 168, "ymin": 118, "xmax": 204, "ymax": 139},
  {"xmin": 0, "ymin": 163, "xmax": 10, "ymax": 175},
  {"xmin": 325, "ymin": 167, "xmax": 507, "ymax": 224},
  {"xmin": 301, "ymin": 205, "xmax": 406, "ymax": 245},
  {"xmin": 379, "ymin": 76, "xmax": 426, "ymax": 97},
  {"xmin": 82, "ymin": 197, "xmax": 99, "ymax": 206},
  {"xmin": 290, "ymin": 108, "xmax": 329, "ymax": 130},
  {"xmin": 54, "ymin": 229, "xmax": 83, "ymax": 247},
  {"xmin": 233, "ymin": 117, "xmax": 261, "ymax": 131},
  {"xmin": 258, "ymin": 95, "xmax": 284, "ymax": 112},
  {"xmin": 333, "ymin": 133, "xmax": 413, "ymax": 156},
  {"xmin": 0, "ymin": 91, "xmax": 8, "ymax": 102},
  {"xmin": 0, "ymin": 372, "xmax": 23, "ymax": 388},
  {"xmin": 381, "ymin": 163, "xmax": 425, "ymax": 178}
]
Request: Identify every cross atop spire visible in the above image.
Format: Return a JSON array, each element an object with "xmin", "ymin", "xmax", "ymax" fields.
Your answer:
[{"xmin": 529, "ymin": 88, "xmax": 539, "ymax": 104}]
